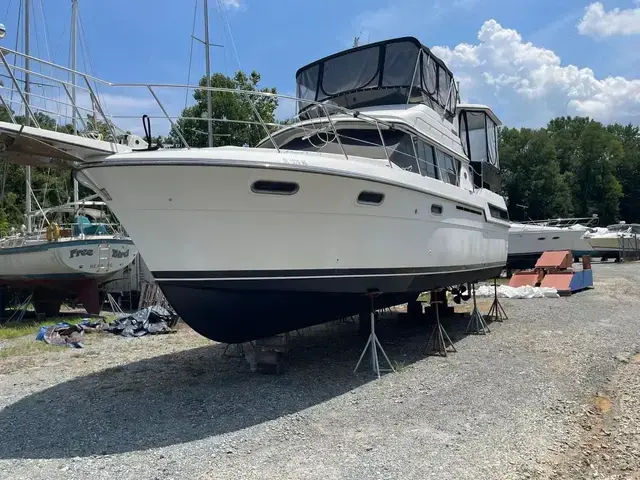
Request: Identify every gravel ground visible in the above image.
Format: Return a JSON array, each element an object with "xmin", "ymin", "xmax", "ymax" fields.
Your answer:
[{"xmin": 1, "ymin": 262, "xmax": 640, "ymax": 480}]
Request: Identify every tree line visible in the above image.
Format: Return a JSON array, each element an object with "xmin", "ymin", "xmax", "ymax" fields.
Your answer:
[
  {"xmin": 1, "ymin": 69, "xmax": 639, "ymax": 235},
  {"xmin": 500, "ymin": 117, "xmax": 640, "ymax": 226}
]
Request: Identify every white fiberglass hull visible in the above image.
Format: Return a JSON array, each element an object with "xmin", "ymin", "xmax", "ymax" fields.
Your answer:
[
  {"xmin": 588, "ymin": 236, "xmax": 640, "ymax": 253},
  {"xmin": 0, "ymin": 237, "xmax": 137, "ymax": 280},
  {"xmin": 77, "ymin": 147, "xmax": 509, "ymax": 342},
  {"xmin": 507, "ymin": 224, "xmax": 594, "ymax": 268}
]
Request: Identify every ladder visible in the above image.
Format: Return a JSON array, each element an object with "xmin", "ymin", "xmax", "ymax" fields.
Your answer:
[{"xmin": 97, "ymin": 244, "xmax": 110, "ymax": 272}]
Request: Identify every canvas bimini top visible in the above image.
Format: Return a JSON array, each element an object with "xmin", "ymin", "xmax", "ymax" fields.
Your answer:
[{"xmin": 295, "ymin": 37, "xmax": 459, "ymax": 119}]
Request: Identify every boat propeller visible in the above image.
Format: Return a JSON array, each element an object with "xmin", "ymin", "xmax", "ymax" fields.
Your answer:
[{"xmin": 450, "ymin": 284, "xmax": 472, "ymax": 304}]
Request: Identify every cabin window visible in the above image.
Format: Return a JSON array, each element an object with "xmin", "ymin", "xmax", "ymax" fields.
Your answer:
[
  {"xmin": 277, "ymin": 128, "xmax": 421, "ymax": 169},
  {"xmin": 537, "ymin": 237, "xmax": 546, "ymax": 241},
  {"xmin": 413, "ymin": 139, "xmax": 438, "ymax": 179},
  {"xmin": 456, "ymin": 205, "xmax": 483, "ymax": 216},
  {"xmin": 357, "ymin": 191, "xmax": 385, "ymax": 205},
  {"xmin": 487, "ymin": 117, "xmax": 499, "ymax": 167},
  {"xmin": 435, "ymin": 150, "xmax": 459, "ymax": 185},
  {"xmin": 431, "ymin": 204, "xmax": 443, "ymax": 215},
  {"xmin": 466, "ymin": 111, "xmax": 487, "ymax": 163},
  {"xmin": 488, "ymin": 204, "xmax": 509, "ymax": 221},
  {"xmin": 251, "ymin": 180, "xmax": 299, "ymax": 195},
  {"xmin": 390, "ymin": 135, "xmax": 420, "ymax": 173},
  {"xmin": 459, "ymin": 113, "xmax": 470, "ymax": 157},
  {"xmin": 464, "ymin": 111, "xmax": 500, "ymax": 168}
]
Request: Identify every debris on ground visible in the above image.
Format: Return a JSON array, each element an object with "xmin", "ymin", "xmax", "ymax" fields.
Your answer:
[
  {"xmin": 35, "ymin": 323, "xmax": 85, "ymax": 348},
  {"xmin": 100, "ymin": 306, "xmax": 178, "ymax": 337},
  {"xmin": 475, "ymin": 284, "xmax": 559, "ymax": 299}
]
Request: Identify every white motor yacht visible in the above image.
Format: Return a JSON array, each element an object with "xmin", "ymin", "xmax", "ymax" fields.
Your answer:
[{"xmin": 0, "ymin": 37, "xmax": 510, "ymax": 342}]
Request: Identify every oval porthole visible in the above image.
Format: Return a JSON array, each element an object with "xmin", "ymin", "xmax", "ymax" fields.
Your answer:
[
  {"xmin": 431, "ymin": 204, "xmax": 443, "ymax": 215},
  {"xmin": 357, "ymin": 191, "xmax": 385, "ymax": 205},
  {"xmin": 538, "ymin": 237, "xmax": 546, "ymax": 240},
  {"xmin": 251, "ymin": 180, "xmax": 299, "ymax": 195},
  {"xmin": 552, "ymin": 236, "xmax": 560, "ymax": 240}
]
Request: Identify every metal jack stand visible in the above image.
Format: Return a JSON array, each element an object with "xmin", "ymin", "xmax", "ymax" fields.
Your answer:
[
  {"xmin": 7, "ymin": 293, "xmax": 33, "ymax": 323},
  {"xmin": 424, "ymin": 299, "xmax": 456, "ymax": 356},
  {"xmin": 466, "ymin": 283, "xmax": 490, "ymax": 334},
  {"xmin": 486, "ymin": 278, "xmax": 508, "ymax": 322},
  {"xmin": 354, "ymin": 292, "xmax": 395, "ymax": 378},
  {"xmin": 104, "ymin": 293, "xmax": 124, "ymax": 315}
]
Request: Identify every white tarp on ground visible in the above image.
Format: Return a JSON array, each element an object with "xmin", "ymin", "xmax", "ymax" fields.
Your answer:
[{"xmin": 475, "ymin": 285, "xmax": 559, "ymax": 299}]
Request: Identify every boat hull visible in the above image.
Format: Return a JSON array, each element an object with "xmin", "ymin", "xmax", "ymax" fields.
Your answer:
[
  {"xmin": 78, "ymin": 150, "xmax": 509, "ymax": 342},
  {"xmin": 507, "ymin": 225, "xmax": 595, "ymax": 269},
  {"xmin": 157, "ymin": 265, "xmax": 503, "ymax": 343},
  {"xmin": 0, "ymin": 238, "xmax": 137, "ymax": 280},
  {"xmin": 588, "ymin": 236, "xmax": 640, "ymax": 253},
  {"xmin": 0, "ymin": 238, "xmax": 137, "ymax": 315}
]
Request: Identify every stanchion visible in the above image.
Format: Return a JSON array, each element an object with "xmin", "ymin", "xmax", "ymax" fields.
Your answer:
[
  {"xmin": 486, "ymin": 278, "xmax": 508, "ymax": 322},
  {"xmin": 354, "ymin": 291, "xmax": 395, "ymax": 378},
  {"xmin": 466, "ymin": 283, "xmax": 490, "ymax": 334},
  {"xmin": 424, "ymin": 298, "xmax": 456, "ymax": 356}
]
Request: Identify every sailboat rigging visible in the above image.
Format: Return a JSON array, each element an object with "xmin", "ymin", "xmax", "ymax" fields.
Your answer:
[{"xmin": 0, "ymin": 0, "xmax": 138, "ymax": 318}]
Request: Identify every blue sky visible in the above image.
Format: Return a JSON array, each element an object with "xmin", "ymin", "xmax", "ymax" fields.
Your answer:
[{"xmin": 3, "ymin": 0, "xmax": 640, "ymax": 132}]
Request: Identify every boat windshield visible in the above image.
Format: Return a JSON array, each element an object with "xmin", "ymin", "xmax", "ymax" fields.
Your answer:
[
  {"xmin": 296, "ymin": 37, "xmax": 458, "ymax": 120},
  {"xmin": 272, "ymin": 125, "xmax": 461, "ymax": 186}
]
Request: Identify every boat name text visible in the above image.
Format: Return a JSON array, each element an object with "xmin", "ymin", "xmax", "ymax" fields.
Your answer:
[
  {"xmin": 69, "ymin": 249, "xmax": 94, "ymax": 258},
  {"xmin": 112, "ymin": 249, "xmax": 130, "ymax": 259}
]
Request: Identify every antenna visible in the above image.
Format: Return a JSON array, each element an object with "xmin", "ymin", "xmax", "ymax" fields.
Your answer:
[{"xmin": 353, "ymin": 30, "xmax": 363, "ymax": 48}]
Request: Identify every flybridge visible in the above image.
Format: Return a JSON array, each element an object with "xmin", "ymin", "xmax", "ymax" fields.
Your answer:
[{"xmin": 295, "ymin": 37, "xmax": 459, "ymax": 120}]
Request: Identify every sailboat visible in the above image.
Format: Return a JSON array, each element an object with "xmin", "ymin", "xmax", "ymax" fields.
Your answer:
[{"xmin": 0, "ymin": 0, "xmax": 137, "ymax": 317}]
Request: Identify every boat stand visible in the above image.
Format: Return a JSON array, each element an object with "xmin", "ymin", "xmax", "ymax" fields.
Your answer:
[
  {"xmin": 103, "ymin": 293, "xmax": 124, "ymax": 315},
  {"xmin": 223, "ymin": 342, "xmax": 247, "ymax": 358},
  {"xmin": 354, "ymin": 292, "xmax": 395, "ymax": 378},
  {"xmin": 6, "ymin": 293, "xmax": 33, "ymax": 323},
  {"xmin": 424, "ymin": 299, "xmax": 456, "ymax": 356},
  {"xmin": 486, "ymin": 278, "xmax": 508, "ymax": 322},
  {"xmin": 466, "ymin": 283, "xmax": 490, "ymax": 334}
]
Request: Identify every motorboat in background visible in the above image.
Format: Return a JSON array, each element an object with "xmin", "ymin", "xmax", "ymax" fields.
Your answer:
[
  {"xmin": 587, "ymin": 222, "xmax": 640, "ymax": 260},
  {"xmin": 0, "ymin": 37, "xmax": 511, "ymax": 342},
  {"xmin": 507, "ymin": 217, "xmax": 599, "ymax": 270}
]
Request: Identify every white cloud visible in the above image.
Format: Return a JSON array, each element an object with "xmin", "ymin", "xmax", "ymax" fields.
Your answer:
[
  {"xmin": 578, "ymin": 2, "xmax": 640, "ymax": 38},
  {"xmin": 432, "ymin": 19, "xmax": 640, "ymax": 125}
]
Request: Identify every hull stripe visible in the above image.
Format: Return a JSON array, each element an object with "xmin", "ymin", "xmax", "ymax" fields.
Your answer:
[{"xmin": 153, "ymin": 262, "xmax": 506, "ymax": 281}]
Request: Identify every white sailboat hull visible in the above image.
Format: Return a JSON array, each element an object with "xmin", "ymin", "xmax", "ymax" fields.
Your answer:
[
  {"xmin": 78, "ymin": 148, "xmax": 509, "ymax": 342},
  {"xmin": 0, "ymin": 237, "xmax": 137, "ymax": 280}
]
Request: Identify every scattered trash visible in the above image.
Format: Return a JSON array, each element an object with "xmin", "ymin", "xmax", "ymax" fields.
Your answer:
[
  {"xmin": 36, "ymin": 323, "xmax": 85, "ymax": 348},
  {"xmin": 101, "ymin": 306, "xmax": 177, "ymax": 337},
  {"xmin": 475, "ymin": 285, "xmax": 559, "ymax": 299}
]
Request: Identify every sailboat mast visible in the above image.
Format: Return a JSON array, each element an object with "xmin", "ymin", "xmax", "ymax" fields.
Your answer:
[
  {"xmin": 71, "ymin": 0, "xmax": 79, "ymax": 203},
  {"xmin": 24, "ymin": 0, "xmax": 32, "ymax": 233},
  {"xmin": 203, "ymin": 0, "xmax": 213, "ymax": 147}
]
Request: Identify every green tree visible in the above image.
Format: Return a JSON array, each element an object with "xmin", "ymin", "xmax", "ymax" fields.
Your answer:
[
  {"xmin": 570, "ymin": 121, "xmax": 623, "ymax": 223},
  {"xmin": 171, "ymin": 70, "xmax": 278, "ymax": 148},
  {"xmin": 0, "ymin": 105, "xmax": 14, "ymax": 123},
  {"xmin": 607, "ymin": 123, "xmax": 640, "ymax": 224},
  {"xmin": 500, "ymin": 127, "xmax": 573, "ymax": 221}
]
